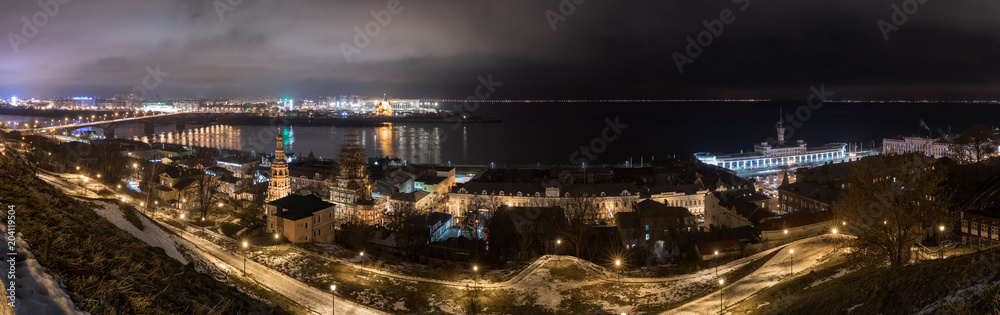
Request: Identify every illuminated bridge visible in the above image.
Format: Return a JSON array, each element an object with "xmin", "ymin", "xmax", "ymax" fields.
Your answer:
[{"xmin": 28, "ymin": 112, "xmax": 239, "ymax": 139}]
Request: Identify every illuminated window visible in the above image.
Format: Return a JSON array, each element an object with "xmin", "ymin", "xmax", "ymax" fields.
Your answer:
[{"xmin": 645, "ymin": 234, "xmax": 650, "ymax": 241}]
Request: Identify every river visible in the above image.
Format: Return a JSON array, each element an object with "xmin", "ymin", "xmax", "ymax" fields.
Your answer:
[{"xmin": 3, "ymin": 101, "xmax": 999, "ymax": 165}]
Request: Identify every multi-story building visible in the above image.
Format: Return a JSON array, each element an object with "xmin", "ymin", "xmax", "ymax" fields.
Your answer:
[
  {"xmin": 961, "ymin": 211, "xmax": 1000, "ymax": 244},
  {"xmin": 450, "ymin": 182, "xmax": 642, "ymax": 222},
  {"xmin": 265, "ymin": 194, "xmax": 336, "ymax": 243},
  {"xmin": 217, "ymin": 156, "xmax": 262, "ymax": 178},
  {"xmin": 646, "ymin": 184, "xmax": 709, "ymax": 215},
  {"xmin": 615, "ymin": 200, "xmax": 697, "ymax": 251},
  {"xmin": 695, "ymin": 117, "xmax": 847, "ymax": 175},
  {"xmin": 882, "ymin": 137, "xmax": 957, "ymax": 159},
  {"xmin": 704, "ymin": 188, "xmax": 774, "ymax": 230}
]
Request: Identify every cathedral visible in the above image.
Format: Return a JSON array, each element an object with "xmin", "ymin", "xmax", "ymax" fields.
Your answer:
[
  {"xmin": 375, "ymin": 93, "xmax": 394, "ymax": 117},
  {"xmin": 331, "ymin": 130, "xmax": 380, "ymax": 225}
]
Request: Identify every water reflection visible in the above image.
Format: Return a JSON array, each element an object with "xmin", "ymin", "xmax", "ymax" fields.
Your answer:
[
  {"xmin": 137, "ymin": 125, "xmax": 244, "ymax": 151},
  {"xmin": 133, "ymin": 124, "xmax": 443, "ymax": 164}
]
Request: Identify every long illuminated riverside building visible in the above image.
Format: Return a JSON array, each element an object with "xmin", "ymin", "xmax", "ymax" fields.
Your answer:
[{"xmin": 695, "ymin": 118, "xmax": 847, "ymax": 175}]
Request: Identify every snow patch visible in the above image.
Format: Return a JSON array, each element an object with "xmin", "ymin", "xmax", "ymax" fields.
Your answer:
[
  {"xmin": 6, "ymin": 232, "xmax": 89, "ymax": 314},
  {"xmin": 846, "ymin": 303, "xmax": 863, "ymax": 313},
  {"xmin": 90, "ymin": 200, "xmax": 190, "ymax": 264}
]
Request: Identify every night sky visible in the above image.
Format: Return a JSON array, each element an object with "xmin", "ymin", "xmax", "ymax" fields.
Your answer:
[{"xmin": 2, "ymin": 0, "xmax": 998, "ymax": 100}]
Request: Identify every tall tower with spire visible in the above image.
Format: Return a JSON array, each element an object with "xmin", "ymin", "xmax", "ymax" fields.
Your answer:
[
  {"xmin": 776, "ymin": 107, "xmax": 786, "ymax": 146},
  {"xmin": 267, "ymin": 132, "xmax": 291, "ymax": 202}
]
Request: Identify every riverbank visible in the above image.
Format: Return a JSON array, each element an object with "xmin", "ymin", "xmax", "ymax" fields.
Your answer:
[{"xmin": 0, "ymin": 107, "xmax": 502, "ymax": 127}]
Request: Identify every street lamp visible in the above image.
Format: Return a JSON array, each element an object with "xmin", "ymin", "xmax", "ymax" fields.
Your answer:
[
  {"xmin": 615, "ymin": 260, "xmax": 621, "ymax": 286},
  {"xmin": 789, "ymin": 249, "xmax": 794, "ymax": 276},
  {"xmin": 242, "ymin": 241, "xmax": 248, "ymax": 275},
  {"xmin": 939, "ymin": 225, "xmax": 946, "ymax": 259},
  {"xmin": 473, "ymin": 265, "xmax": 479, "ymax": 288},
  {"xmin": 330, "ymin": 284, "xmax": 336, "ymax": 315},
  {"xmin": 359, "ymin": 251, "xmax": 364, "ymax": 257},
  {"xmin": 714, "ymin": 250, "xmax": 719, "ymax": 276}
]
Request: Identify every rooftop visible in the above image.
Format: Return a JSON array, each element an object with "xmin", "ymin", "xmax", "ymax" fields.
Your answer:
[{"xmin": 267, "ymin": 194, "xmax": 336, "ymax": 221}]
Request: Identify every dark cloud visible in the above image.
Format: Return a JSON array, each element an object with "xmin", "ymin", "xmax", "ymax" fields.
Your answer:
[{"xmin": 0, "ymin": 0, "xmax": 998, "ymax": 100}]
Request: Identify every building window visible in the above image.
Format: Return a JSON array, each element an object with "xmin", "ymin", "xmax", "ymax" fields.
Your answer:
[
  {"xmin": 305, "ymin": 222, "xmax": 309, "ymax": 229},
  {"xmin": 645, "ymin": 225, "xmax": 649, "ymax": 231},
  {"xmin": 645, "ymin": 234, "xmax": 650, "ymax": 241}
]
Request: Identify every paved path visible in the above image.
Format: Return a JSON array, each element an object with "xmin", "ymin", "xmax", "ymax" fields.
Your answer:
[{"xmin": 667, "ymin": 236, "xmax": 837, "ymax": 314}]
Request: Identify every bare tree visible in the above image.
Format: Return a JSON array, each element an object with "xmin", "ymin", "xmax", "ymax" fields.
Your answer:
[
  {"xmin": 955, "ymin": 124, "xmax": 997, "ymax": 163},
  {"xmin": 227, "ymin": 177, "xmax": 268, "ymax": 228},
  {"xmin": 461, "ymin": 195, "xmax": 502, "ymax": 239},
  {"xmin": 560, "ymin": 195, "xmax": 605, "ymax": 258},
  {"xmin": 835, "ymin": 154, "xmax": 951, "ymax": 266}
]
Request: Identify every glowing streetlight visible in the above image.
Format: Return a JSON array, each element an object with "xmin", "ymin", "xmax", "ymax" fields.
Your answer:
[
  {"xmin": 789, "ymin": 249, "xmax": 794, "ymax": 276},
  {"xmin": 359, "ymin": 251, "xmax": 364, "ymax": 257},
  {"xmin": 714, "ymin": 250, "xmax": 719, "ymax": 276},
  {"xmin": 473, "ymin": 265, "xmax": 479, "ymax": 288},
  {"xmin": 274, "ymin": 233, "xmax": 279, "ymax": 239},
  {"xmin": 331, "ymin": 284, "xmax": 337, "ymax": 315},
  {"xmin": 614, "ymin": 260, "xmax": 621, "ymax": 286},
  {"xmin": 832, "ymin": 228, "xmax": 838, "ymax": 234},
  {"xmin": 180, "ymin": 214, "xmax": 185, "ymax": 219},
  {"xmin": 242, "ymin": 241, "xmax": 248, "ymax": 275},
  {"xmin": 938, "ymin": 225, "xmax": 946, "ymax": 259}
]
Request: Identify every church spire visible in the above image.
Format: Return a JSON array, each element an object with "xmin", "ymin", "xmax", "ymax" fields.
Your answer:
[{"xmin": 267, "ymin": 128, "xmax": 291, "ymax": 202}]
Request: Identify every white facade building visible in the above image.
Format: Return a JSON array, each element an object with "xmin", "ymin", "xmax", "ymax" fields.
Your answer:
[
  {"xmin": 695, "ymin": 118, "xmax": 846, "ymax": 174},
  {"xmin": 882, "ymin": 137, "xmax": 959, "ymax": 159}
]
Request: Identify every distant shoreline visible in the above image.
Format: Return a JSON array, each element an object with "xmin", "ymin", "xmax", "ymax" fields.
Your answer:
[{"xmin": 0, "ymin": 107, "xmax": 502, "ymax": 127}]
